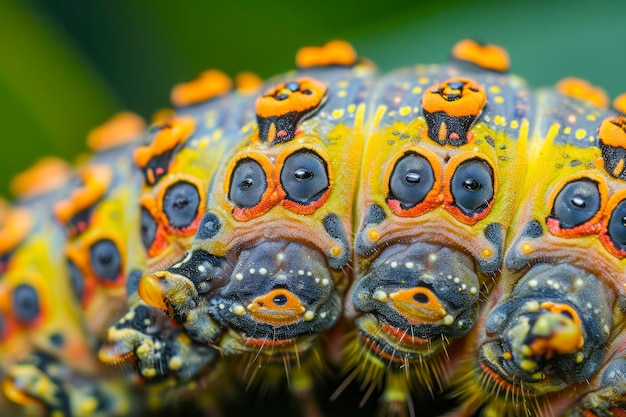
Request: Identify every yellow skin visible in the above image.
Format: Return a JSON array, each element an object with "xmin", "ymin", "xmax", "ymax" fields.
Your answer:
[{"xmin": 451, "ymin": 91, "xmax": 626, "ymax": 416}]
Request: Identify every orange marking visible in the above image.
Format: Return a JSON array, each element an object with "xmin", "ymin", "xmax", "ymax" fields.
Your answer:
[
  {"xmin": 0, "ymin": 207, "xmax": 31, "ymax": 255},
  {"xmin": 451, "ymin": 39, "xmax": 510, "ymax": 72},
  {"xmin": 389, "ymin": 287, "xmax": 446, "ymax": 324},
  {"xmin": 255, "ymin": 78, "xmax": 328, "ymax": 119},
  {"xmin": 235, "ymin": 72, "xmax": 263, "ymax": 93},
  {"xmin": 86, "ymin": 112, "xmax": 145, "ymax": 151},
  {"xmin": 170, "ymin": 69, "xmax": 232, "ymax": 107},
  {"xmin": 10, "ymin": 157, "xmax": 72, "ymax": 198},
  {"xmin": 382, "ymin": 322, "xmax": 430, "ymax": 345},
  {"xmin": 133, "ymin": 116, "xmax": 196, "ymax": 169},
  {"xmin": 296, "ymin": 40, "xmax": 357, "ymax": 68},
  {"xmin": 138, "ymin": 274, "xmax": 168, "ymax": 311},
  {"xmin": 243, "ymin": 335, "xmax": 295, "ymax": 348},
  {"xmin": 422, "ymin": 78, "xmax": 487, "ymax": 118},
  {"xmin": 556, "ymin": 77, "xmax": 609, "ymax": 108},
  {"xmin": 247, "ymin": 289, "xmax": 305, "ymax": 326},
  {"xmin": 614, "ymin": 93, "xmax": 626, "ymax": 113},
  {"xmin": 598, "ymin": 116, "xmax": 626, "ymax": 148},
  {"xmin": 54, "ymin": 165, "xmax": 113, "ymax": 225}
]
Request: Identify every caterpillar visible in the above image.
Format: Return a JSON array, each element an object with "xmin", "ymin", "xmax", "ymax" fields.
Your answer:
[{"xmin": 1, "ymin": 39, "xmax": 626, "ymax": 417}]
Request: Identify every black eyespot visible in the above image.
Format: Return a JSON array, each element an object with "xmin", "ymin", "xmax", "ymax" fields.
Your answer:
[
  {"xmin": 280, "ymin": 150, "xmax": 329, "ymax": 205},
  {"xmin": 273, "ymin": 294, "xmax": 288, "ymax": 306},
  {"xmin": 162, "ymin": 181, "xmax": 200, "ymax": 229},
  {"xmin": 229, "ymin": 158, "xmax": 267, "ymax": 208},
  {"xmin": 551, "ymin": 179, "xmax": 600, "ymax": 229},
  {"xmin": 89, "ymin": 239, "xmax": 121, "ymax": 282},
  {"xmin": 12, "ymin": 284, "xmax": 40, "ymax": 324},
  {"xmin": 450, "ymin": 158, "xmax": 494, "ymax": 215},
  {"xmin": 140, "ymin": 206, "xmax": 157, "ymax": 250},
  {"xmin": 608, "ymin": 200, "xmax": 626, "ymax": 251},
  {"xmin": 67, "ymin": 260, "xmax": 85, "ymax": 302},
  {"xmin": 413, "ymin": 292, "xmax": 429, "ymax": 304},
  {"xmin": 388, "ymin": 152, "xmax": 435, "ymax": 209}
]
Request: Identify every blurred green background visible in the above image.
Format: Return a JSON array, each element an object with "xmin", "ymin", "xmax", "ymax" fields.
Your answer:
[{"xmin": 1, "ymin": 0, "xmax": 624, "ymax": 196}]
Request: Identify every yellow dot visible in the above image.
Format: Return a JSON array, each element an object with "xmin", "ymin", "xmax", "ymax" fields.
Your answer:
[
  {"xmin": 510, "ymin": 120, "xmax": 519, "ymax": 129},
  {"xmin": 503, "ymin": 351, "xmax": 512, "ymax": 360},
  {"xmin": 587, "ymin": 114, "xmax": 597, "ymax": 121},
  {"xmin": 494, "ymin": 115, "xmax": 506, "ymax": 125},
  {"xmin": 332, "ymin": 109, "xmax": 344, "ymax": 119},
  {"xmin": 331, "ymin": 246, "xmax": 342, "ymax": 257},
  {"xmin": 494, "ymin": 96, "xmax": 504, "ymax": 103},
  {"xmin": 411, "ymin": 86, "xmax": 422, "ymax": 94},
  {"xmin": 337, "ymin": 80, "xmax": 349, "ymax": 88},
  {"xmin": 399, "ymin": 106, "xmax": 411, "ymax": 116},
  {"xmin": 418, "ymin": 77, "xmax": 430, "ymax": 84},
  {"xmin": 368, "ymin": 229, "xmax": 379, "ymax": 241},
  {"xmin": 563, "ymin": 126, "xmax": 571, "ymax": 134},
  {"xmin": 338, "ymin": 90, "xmax": 348, "ymax": 98},
  {"xmin": 522, "ymin": 243, "xmax": 532, "ymax": 254},
  {"xmin": 575, "ymin": 129, "xmax": 587, "ymax": 140},
  {"xmin": 482, "ymin": 248, "xmax": 493, "ymax": 258},
  {"xmin": 489, "ymin": 85, "xmax": 501, "ymax": 94},
  {"xmin": 347, "ymin": 104, "xmax": 356, "ymax": 113}
]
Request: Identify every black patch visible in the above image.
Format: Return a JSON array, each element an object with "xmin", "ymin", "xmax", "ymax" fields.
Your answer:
[
  {"xmin": 423, "ymin": 110, "xmax": 476, "ymax": 146},
  {"xmin": 569, "ymin": 159, "xmax": 582, "ymax": 167},
  {"xmin": 49, "ymin": 333, "xmax": 64, "ymax": 347},
  {"xmin": 323, "ymin": 213, "xmax": 350, "ymax": 269},
  {"xmin": 485, "ymin": 135, "xmax": 495, "ymax": 147},
  {"xmin": 166, "ymin": 250, "xmax": 228, "ymax": 290},
  {"xmin": 365, "ymin": 203, "xmax": 386, "ymax": 225},
  {"xmin": 522, "ymin": 220, "xmax": 543, "ymax": 238},
  {"xmin": 12, "ymin": 284, "xmax": 40, "ymax": 324},
  {"xmin": 481, "ymin": 222, "xmax": 504, "ymax": 275},
  {"xmin": 196, "ymin": 212, "xmax": 221, "ymax": 240},
  {"xmin": 141, "ymin": 149, "xmax": 175, "ymax": 186},
  {"xmin": 599, "ymin": 141, "xmax": 626, "ymax": 180},
  {"xmin": 66, "ymin": 206, "xmax": 94, "ymax": 237},
  {"xmin": 126, "ymin": 269, "xmax": 143, "ymax": 296},
  {"xmin": 140, "ymin": 206, "xmax": 158, "ymax": 251}
]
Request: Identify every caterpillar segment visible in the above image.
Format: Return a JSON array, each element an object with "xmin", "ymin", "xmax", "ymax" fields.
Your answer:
[
  {"xmin": 449, "ymin": 84, "xmax": 626, "ymax": 416},
  {"xmin": 138, "ymin": 41, "xmax": 376, "ymax": 409},
  {"xmin": 0, "ymin": 158, "xmax": 135, "ymax": 416},
  {"xmin": 344, "ymin": 40, "xmax": 529, "ymax": 413}
]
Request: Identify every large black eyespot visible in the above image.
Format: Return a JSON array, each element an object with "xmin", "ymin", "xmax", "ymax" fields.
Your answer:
[
  {"xmin": 12, "ymin": 284, "xmax": 40, "ymax": 324},
  {"xmin": 388, "ymin": 152, "xmax": 435, "ymax": 209},
  {"xmin": 280, "ymin": 150, "xmax": 329, "ymax": 205},
  {"xmin": 450, "ymin": 158, "xmax": 494, "ymax": 215},
  {"xmin": 140, "ymin": 206, "xmax": 157, "ymax": 250},
  {"xmin": 89, "ymin": 239, "xmax": 121, "ymax": 282},
  {"xmin": 551, "ymin": 179, "xmax": 600, "ymax": 229},
  {"xmin": 608, "ymin": 200, "xmax": 626, "ymax": 251},
  {"xmin": 67, "ymin": 260, "xmax": 85, "ymax": 302},
  {"xmin": 162, "ymin": 181, "xmax": 200, "ymax": 229},
  {"xmin": 229, "ymin": 158, "xmax": 267, "ymax": 208}
]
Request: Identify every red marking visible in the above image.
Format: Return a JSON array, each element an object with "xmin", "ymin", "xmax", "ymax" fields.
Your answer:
[
  {"xmin": 78, "ymin": 221, "xmax": 87, "ymax": 232},
  {"xmin": 479, "ymin": 361, "xmax": 528, "ymax": 396},
  {"xmin": 156, "ymin": 167, "xmax": 164, "ymax": 175},
  {"xmin": 382, "ymin": 322, "xmax": 430, "ymax": 345},
  {"xmin": 277, "ymin": 130, "xmax": 288, "ymax": 138},
  {"xmin": 609, "ymin": 408, "xmax": 626, "ymax": 417},
  {"xmin": 449, "ymin": 132, "xmax": 460, "ymax": 140},
  {"xmin": 243, "ymin": 336, "xmax": 295, "ymax": 347}
]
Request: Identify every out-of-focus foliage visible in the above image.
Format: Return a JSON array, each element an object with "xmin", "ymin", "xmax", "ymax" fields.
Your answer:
[{"xmin": 1, "ymin": 0, "xmax": 624, "ymax": 195}]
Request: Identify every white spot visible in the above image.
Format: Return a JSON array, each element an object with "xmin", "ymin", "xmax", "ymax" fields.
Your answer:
[
  {"xmin": 528, "ymin": 279, "xmax": 538, "ymax": 288},
  {"xmin": 298, "ymin": 270, "xmax": 305, "ymax": 275},
  {"xmin": 321, "ymin": 278, "xmax": 330, "ymax": 287},
  {"xmin": 405, "ymin": 262, "xmax": 414, "ymax": 269},
  {"xmin": 315, "ymin": 277, "xmax": 320, "ymax": 283},
  {"xmin": 259, "ymin": 267, "xmax": 267, "ymax": 275},
  {"xmin": 372, "ymin": 290, "xmax": 388, "ymax": 302},
  {"xmin": 525, "ymin": 300, "xmax": 540, "ymax": 313},
  {"xmin": 428, "ymin": 253, "xmax": 438, "ymax": 263},
  {"xmin": 304, "ymin": 311, "xmax": 315, "ymax": 321},
  {"xmin": 218, "ymin": 303, "xmax": 225, "ymax": 310},
  {"xmin": 249, "ymin": 268, "xmax": 256, "ymax": 274},
  {"xmin": 232, "ymin": 304, "xmax": 246, "ymax": 316},
  {"xmin": 235, "ymin": 273, "xmax": 244, "ymax": 280},
  {"xmin": 390, "ymin": 261, "xmax": 398, "ymax": 268},
  {"xmin": 453, "ymin": 277, "xmax": 460, "ymax": 284},
  {"xmin": 443, "ymin": 315, "xmax": 454, "ymax": 325},
  {"xmin": 198, "ymin": 264, "xmax": 206, "ymax": 273},
  {"xmin": 574, "ymin": 278, "xmax": 584, "ymax": 288},
  {"xmin": 277, "ymin": 252, "xmax": 285, "ymax": 262},
  {"xmin": 469, "ymin": 287, "xmax": 477, "ymax": 295},
  {"xmin": 307, "ymin": 271, "xmax": 312, "ymax": 276},
  {"xmin": 320, "ymin": 312, "xmax": 327, "ymax": 319}
]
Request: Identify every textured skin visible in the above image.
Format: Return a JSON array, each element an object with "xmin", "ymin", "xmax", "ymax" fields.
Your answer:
[{"xmin": 1, "ymin": 40, "xmax": 626, "ymax": 417}]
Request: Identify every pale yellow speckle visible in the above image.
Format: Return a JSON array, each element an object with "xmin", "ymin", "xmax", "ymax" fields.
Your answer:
[
  {"xmin": 494, "ymin": 115, "xmax": 506, "ymax": 125},
  {"xmin": 372, "ymin": 290, "xmax": 388, "ymax": 302},
  {"xmin": 169, "ymin": 356, "xmax": 183, "ymax": 370},
  {"xmin": 337, "ymin": 80, "xmax": 349, "ymax": 88},
  {"xmin": 520, "ymin": 359, "xmax": 537, "ymax": 371},
  {"xmin": 510, "ymin": 120, "xmax": 519, "ymax": 129},
  {"xmin": 575, "ymin": 129, "xmax": 587, "ymax": 139},
  {"xmin": 235, "ymin": 273, "xmax": 243, "ymax": 280},
  {"xmin": 412, "ymin": 86, "xmax": 423, "ymax": 94},
  {"xmin": 489, "ymin": 86, "xmax": 501, "ymax": 94},
  {"xmin": 347, "ymin": 104, "xmax": 356, "ymax": 113},
  {"xmin": 587, "ymin": 114, "xmax": 597, "ymax": 121},
  {"xmin": 494, "ymin": 96, "xmax": 504, "ymax": 104},
  {"xmin": 399, "ymin": 106, "xmax": 411, "ymax": 116},
  {"xmin": 337, "ymin": 90, "xmax": 348, "ymax": 98},
  {"xmin": 563, "ymin": 126, "xmax": 572, "ymax": 134},
  {"xmin": 232, "ymin": 304, "xmax": 246, "ymax": 316},
  {"xmin": 443, "ymin": 315, "xmax": 454, "ymax": 326},
  {"xmin": 331, "ymin": 246, "xmax": 342, "ymax": 257},
  {"xmin": 321, "ymin": 278, "xmax": 330, "ymax": 287},
  {"xmin": 136, "ymin": 343, "xmax": 151, "ymax": 356},
  {"xmin": 142, "ymin": 368, "xmax": 157, "ymax": 378},
  {"xmin": 589, "ymin": 136, "xmax": 595, "ymax": 142},
  {"xmin": 575, "ymin": 351, "xmax": 585, "ymax": 364},
  {"xmin": 418, "ymin": 77, "xmax": 430, "ymax": 84},
  {"xmin": 525, "ymin": 300, "xmax": 540, "ymax": 312},
  {"xmin": 304, "ymin": 310, "xmax": 315, "ymax": 321},
  {"xmin": 259, "ymin": 267, "xmax": 267, "ymax": 275},
  {"xmin": 520, "ymin": 345, "xmax": 532, "ymax": 357},
  {"xmin": 212, "ymin": 129, "xmax": 223, "ymax": 141},
  {"xmin": 79, "ymin": 397, "xmax": 99, "ymax": 415}
]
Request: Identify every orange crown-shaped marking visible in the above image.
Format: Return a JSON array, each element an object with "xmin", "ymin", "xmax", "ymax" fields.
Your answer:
[
  {"xmin": 598, "ymin": 115, "xmax": 626, "ymax": 179},
  {"xmin": 0, "ymin": 207, "xmax": 31, "ymax": 256},
  {"xmin": 451, "ymin": 39, "xmax": 510, "ymax": 73},
  {"xmin": 613, "ymin": 93, "xmax": 626, "ymax": 114},
  {"xmin": 235, "ymin": 72, "xmax": 264, "ymax": 94},
  {"xmin": 422, "ymin": 78, "xmax": 486, "ymax": 118},
  {"xmin": 556, "ymin": 77, "xmax": 608, "ymax": 108},
  {"xmin": 54, "ymin": 164, "xmax": 113, "ymax": 225},
  {"xmin": 170, "ymin": 69, "xmax": 233, "ymax": 107},
  {"xmin": 86, "ymin": 112, "xmax": 146, "ymax": 152},
  {"xmin": 133, "ymin": 116, "xmax": 196, "ymax": 169},
  {"xmin": 10, "ymin": 157, "xmax": 73, "ymax": 199},
  {"xmin": 296, "ymin": 40, "xmax": 358, "ymax": 69}
]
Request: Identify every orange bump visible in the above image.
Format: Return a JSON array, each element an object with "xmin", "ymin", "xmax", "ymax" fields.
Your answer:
[
  {"xmin": 54, "ymin": 164, "xmax": 112, "ymax": 225},
  {"xmin": 133, "ymin": 116, "xmax": 196, "ymax": 169},
  {"xmin": 235, "ymin": 72, "xmax": 263, "ymax": 93},
  {"xmin": 598, "ymin": 116, "xmax": 626, "ymax": 148},
  {"xmin": 451, "ymin": 39, "xmax": 510, "ymax": 72},
  {"xmin": 296, "ymin": 40, "xmax": 357, "ymax": 69},
  {"xmin": 170, "ymin": 69, "xmax": 232, "ymax": 107},
  {"xmin": 10, "ymin": 157, "xmax": 73, "ymax": 198},
  {"xmin": 138, "ymin": 274, "xmax": 168, "ymax": 311},
  {"xmin": 256, "ymin": 78, "xmax": 328, "ymax": 119},
  {"xmin": 422, "ymin": 78, "xmax": 487, "ymax": 118},
  {"xmin": 556, "ymin": 77, "xmax": 609, "ymax": 108},
  {"xmin": 613, "ymin": 93, "xmax": 626, "ymax": 114},
  {"xmin": 0, "ymin": 207, "xmax": 31, "ymax": 255},
  {"xmin": 86, "ymin": 112, "xmax": 146, "ymax": 151}
]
